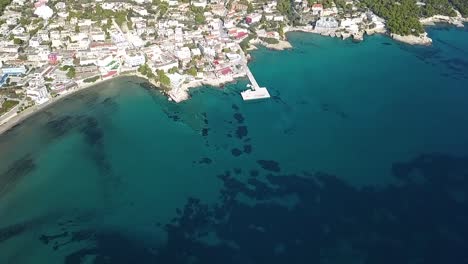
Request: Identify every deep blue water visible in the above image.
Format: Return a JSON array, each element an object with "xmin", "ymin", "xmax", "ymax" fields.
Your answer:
[{"xmin": 1, "ymin": 26, "xmax": 468, "ymax": 263}]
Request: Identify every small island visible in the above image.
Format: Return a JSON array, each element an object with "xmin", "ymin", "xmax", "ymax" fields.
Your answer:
[{"xmin": 0, "ymin": 0, "xmax": 467, "ymax": 130}]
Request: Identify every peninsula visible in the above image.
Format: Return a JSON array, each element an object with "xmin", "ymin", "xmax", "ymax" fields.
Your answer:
[{"xmin": 0, "ymin": 0, "xmax": 467, "ymax": 129}]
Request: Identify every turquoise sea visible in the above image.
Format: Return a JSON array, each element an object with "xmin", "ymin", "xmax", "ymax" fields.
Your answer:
[{"xmin": 1, "ymin": 26, "xmax": 468, "ymax": 263}]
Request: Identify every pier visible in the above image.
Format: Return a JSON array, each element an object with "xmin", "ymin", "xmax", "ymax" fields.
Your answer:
[{"xmin": 239, "ymin": 47, "xmax": 271, "ymax": 101}]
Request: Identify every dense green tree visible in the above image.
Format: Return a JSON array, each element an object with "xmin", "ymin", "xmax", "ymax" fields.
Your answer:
[
  {"xmin": 277, "ymin": 0, "xmax": 291, "ymax": 16},
  {"xmin": 158, "ymin": 2, "xmax": 169, "ymax": 18},
  {"xmin": 157, "ymin": 70, "xmax": 171, "ymax": 87},
  {"xmin": 66, "ymin": 67, "xmax": 76, "ymax": 79},
  {"xmin": 422, "ymin": 0, "xmax": 456, "ymax": 17},
  {"xmin": 191, "ymin": 5, "xmax": 206, "ymax": 24},
  {"xmin": 187, "ymin": 67, "xmax": 197, "ymax": 76},
  {"xmin": 13, "ymin": 38, "xmax": 23, "ymax": 45},
  {"xmin": 19, "ymin": 17, "xmax": 29, "ymax": 26},
  {"xmin": 115, "ymin": 11, "xmax": 128, "ymax": 27},
  {"xmin": 361, "ymin": 0, "xmax": 424, "ymax": 35},
  {"xmin": 449, "ymin": 0, "xmax": 468, "ymax": 16},
  {"xmin": 278, "ymin": 24, "xmax": 284, "ymax": 38},
  {"xmin": 247, "ymin": 2, "xmax": 254, "ymax": 13},
  {"xmin": 168, "ymin": 67, "xmax": 178, "ymax": 74},
  {"xmin": 0, "ymin": 0, "xmax": 11, "ymax": 16},
  {"xmin": 194, "ymin": 12, "xmax": 205, "ymax": 24},
  {"xmin": 138, "ymin": 64, "xmax": 152, "ymax": 76}
]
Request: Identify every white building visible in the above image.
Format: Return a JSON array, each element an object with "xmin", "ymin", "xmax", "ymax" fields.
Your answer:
[
  {"xmin": 70, "ymin": 32, "xmax": 88, "ymax": 42},
  {"xmin": 97, "ymin": 55, "xmax": 114, "ymax": 68},
  {"xmin": 192, "ymin": 0, "xmax": 207, "ymax": 8},
  {"xmin": 273, "ymin": 16, "xmax": 284, "ymax": 22},
  {"xmin": 67, "ymin": 39, "xmax": 89, "ymax": 51},
  {"xmin": 57, "ymin": 11, "xmax": 69, "ymax": 18},
  {"xmin": 102, "ymin": 3, "xmax": 115, "ymax": 10},
  {"xmin": 152, "ymin": 60, "xmax": 179, "ymax": 72},
  {"xmin": 199, "ymin": 45, "xmax": 216, "ymax": 57},
  {"xmin": 128, "ymin": 34, "xmax": 144, "ymax": 48},
  {"xmin": 12, "ymin": 0, "xmax": 26, "ymax": 5},
  {"xmin": 311, "ymin": 3, "xmax": 323, "ymax": 16},
  {"xmin": 168, "ymin": 73, "xmax": 185, "ymax": 88},
  {"xmin": 29, "ymin": 37, "xmax": 41, "ymax": 47},
  {"xmin": 51, "ymin": 39, "xmax": 63, "ymax": 48},
  {"xmin": 90, "ymin": 31, "xmax": 106, "ymax": 42},
  {"xmin": 175, "ymin": 47, "xmax": 191, "ymax": 63},
  {"xmin": 341, "ymin": 18, "xmax": 360, "ymax": 33},
  {"xmin": 34, "ymin": 5, "xmax": 54, "ymax": 20},
  {"xmin": 79, "ymin": 56, "xmax": 97, "ymax": 66},
  {"xmin": 124, "ymin": 52, "xmax": 145, "ymax": 67},
  {"xmin": 37, "ymin": 30, "xmax": 50, "ymax": 41},
  {"xmin": 246, "ymin": 13, "xmax": 262, "ymax": 24},
  {"xmin": 1, "ymin": 65, "xmax": 27, "ymax": 75},
  {"xmin": 0, "ymin": 45, "xmax": 20, "ymax": 53},
  {"xmin": 78, "ymin": 19, "xmax": 93, "ymax": 27},
  {"xmin": 315, "ymin": 17, "xmax": 339, "ymax": 32},
  {"xmin": 11, "ymin": 27, "xmax": 25, "ymax": 35},
  {"xmin": 50, "ymin": 31, "xmax": 61, "ymax": 39},
  {"xmin": 191, "ymin": 48, "xmax": 201, "ymax": 57},
  {"xmin": 55, "ymin": 2, "xmax": 66, "ymax": 10},
  {"xmin": 322, "ymin": 7, "xmax": 338, "ymax": 16},
  {"xmin": 134, "ymin": 6, "xmax": 149, "ymax": 16},
  {"xmin": 111, "ymin": 32, "xmax": 126, "ymax": 43},
  {"xmin": 26, "ymin": 86, "xmax": 49, "ymax": 104}
]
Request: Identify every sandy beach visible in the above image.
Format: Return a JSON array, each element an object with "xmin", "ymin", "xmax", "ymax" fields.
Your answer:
[{"xmin": 0, "ymin": 75, "xmax": 135, "ymax": 135}]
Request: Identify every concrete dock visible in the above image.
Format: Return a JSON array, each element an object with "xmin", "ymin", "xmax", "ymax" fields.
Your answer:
[
  {"xmin": 241, "ymin": 87, "xmax": 270, "ymax": 100},
  {"xmin": 239, "ymin": 47, "xmax": 270, "ymax": 101}
]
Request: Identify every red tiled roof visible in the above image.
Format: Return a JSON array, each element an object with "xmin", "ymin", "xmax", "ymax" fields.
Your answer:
[
  {"xmin": 220, "ymin": 67, "xmax": 232, "ymax": 75},
  {"xmin": 236, "ymin": 32, "xmax": 248, "ymax": 39},
  {"xmin": 103, "ymin": 71, "xmax": 117, "ymax": 78},
  {"xmin": 90, "ymin": 42, "xmax": 115, "ymax": 48}
]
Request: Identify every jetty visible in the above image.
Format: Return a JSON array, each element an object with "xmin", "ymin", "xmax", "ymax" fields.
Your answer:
[{"xmin": 239, "ymin": 47, "xmax": 270, "ymax": 101}]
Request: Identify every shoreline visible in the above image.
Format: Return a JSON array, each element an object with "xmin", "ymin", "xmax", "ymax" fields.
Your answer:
[
  {"xmin": 168, "ymin": 72, "xmax": 247, "ymax": 102},
  {"xmin": 285, "ymin": 20, "xmax": 466, "ymax": 46},
  {"xmin": 0, "ymin": 71, "xmax": 244, "ymax": 135},
  {"xmin": 420, "ymin": 13, "xmax": 468, "ymax": 28},
  {"xmin": 0, "ymin": 76, "xmax": 130, "ymax": 135},
  {"xmin": 0, "ymin": 22, "xmax": 466, "ymax": 135}
]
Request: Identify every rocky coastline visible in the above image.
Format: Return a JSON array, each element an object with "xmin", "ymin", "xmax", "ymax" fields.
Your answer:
[
  {"xmin": 420, "ymin": 13, "xmax": 468, "ymax": 27},
  {"xmin": 391, "ymin": 32, "xmax": 433, "ymax": 46}
]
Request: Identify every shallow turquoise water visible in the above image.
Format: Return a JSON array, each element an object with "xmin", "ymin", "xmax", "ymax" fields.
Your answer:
[{"xmin": 0, "ymin": 26, "xmax": 468, "ymax": 263}]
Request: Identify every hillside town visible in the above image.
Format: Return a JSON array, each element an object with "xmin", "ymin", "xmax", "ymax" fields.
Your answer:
[{"xmin": 0, "ymin": 0, "xmax": 467, "ymax": 124}]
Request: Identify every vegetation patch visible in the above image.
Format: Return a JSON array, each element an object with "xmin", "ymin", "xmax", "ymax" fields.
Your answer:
[
  {"xmin": 0, "ymin": 100, "xmax": 19, "ymax": 115},
  {"xmin": 260, "ymin": 37, "xmax": 280, "ymax": 45},
  {"xmin": 360, "ymin": 0, "xmax": 424, "ymax": 35},
  {"xmin": 84, "ymin": 76, "xmax": 100, "ymax": 83}
]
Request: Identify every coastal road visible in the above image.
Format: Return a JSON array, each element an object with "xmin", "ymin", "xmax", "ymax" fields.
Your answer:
[
  {"xmin": 0, "ymin": 101, "xmax": 22, "ymax": 126},
  {"xmin": 112, "ymin": 19, "xmax": 135, "ymax": 49}
]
